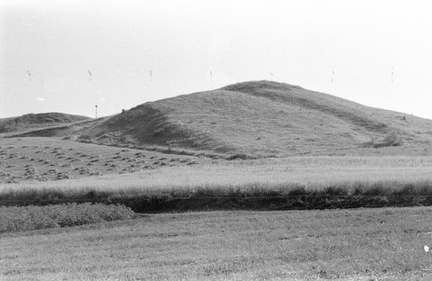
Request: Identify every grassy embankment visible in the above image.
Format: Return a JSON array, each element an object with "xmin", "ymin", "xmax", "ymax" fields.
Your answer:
[
  {"xmin": 1, "ymin": 156, "xmax": 432, "ymax": 212},
  {"xmin": 2, "ymin": 207, "xmax": 432, "ymax": 280}
]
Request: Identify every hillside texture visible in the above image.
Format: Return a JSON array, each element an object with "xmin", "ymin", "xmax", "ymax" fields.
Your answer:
[
  {"xmin": 4, "ymin": 81, "xmax": 432, "ymax": 157},
  {"xmin": 76, "ymin": 81, "xmax": 432, "ymax": 156}
]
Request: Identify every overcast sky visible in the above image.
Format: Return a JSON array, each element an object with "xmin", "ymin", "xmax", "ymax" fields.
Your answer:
[{"xmin": 1, "ymin": 0, "xmax": 432, "ymax": 119}]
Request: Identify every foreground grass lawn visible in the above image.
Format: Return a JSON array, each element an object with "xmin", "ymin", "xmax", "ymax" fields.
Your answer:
[{"xmin": 2, "ymin": 207, "xmax": 432, "ymax": 280}]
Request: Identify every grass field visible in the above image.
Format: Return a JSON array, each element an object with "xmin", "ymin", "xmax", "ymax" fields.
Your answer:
[
  {"xmin": 1, "ymin": 155, "xmax": 432, "ymax": 212},
  {"xmin": 2, "ymin": 81, "xmax": 432, "ymax": 279},
  {"xmin": 5, "ymin": 155, "xmax": 432, "ymax": 192},
  {"xmin": 2, "ymin": 207, "xmax": 432, "ymax": 280},
  {"xmin": 0, "ymin": 203, "xmax": 135, "ymax": 233},
  {"xmin": 0, "ymin": 137, "xmax": 211, "ymax": 185}
]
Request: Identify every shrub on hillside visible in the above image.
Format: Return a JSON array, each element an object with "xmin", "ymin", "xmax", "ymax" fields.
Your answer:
[
  {"xmin": 378, "ymin": 131, "xmax": 404, "ymax": 147},
  {"xmin": 0, "ymin": 203, "xmax": 135, "ymax": 233},
  {"xmin": 362, "ymin": 131, "xmax": 404, "ymax": 148}
]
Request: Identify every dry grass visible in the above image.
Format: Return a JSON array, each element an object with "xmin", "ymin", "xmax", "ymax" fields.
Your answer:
[
  {"xmin": 0, "ymin": 137, "xmax": 212, "ymax": 184},
  {"xmin": 2, "ymin": 82, "xmax": 432, "ymax": 279},
  {"xmin": 6, "ymin": 155, "xmax": 431, "ymax": 189},
  {"xmin": 2, "ymin": 155, "xmax": 432, "ymax": 211},
  {"xmin": 82, "ymin": 81, "xmax": 432, "ymax": 157},
  {"xmin": 0, "ymin": 203, "xmax": 134, "ymax": 233},
  {"xmin": 2, "ymin": 207, "xmax": 432, "ymax": 280}
]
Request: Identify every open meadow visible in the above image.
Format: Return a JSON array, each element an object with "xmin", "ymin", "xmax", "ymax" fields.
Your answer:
[
  {"xmin": 2, "ymin": 81, "xmax": 432, "ymax": 279},
  {"xmin": 2, "ymin": 155, "xmax": 432, "ymax": 212},
  {"xmin": 2, "ymin": 207, "xmax": 432, "ymax": 280},
  {"xmin": 1, "ymin": 154, "xmax": 432, "ymax": 279}
]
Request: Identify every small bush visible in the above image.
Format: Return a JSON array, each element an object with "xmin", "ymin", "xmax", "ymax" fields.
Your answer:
[
  {"xmin": 0, "ymin": 203, "xmax": 135, "ymax": 233},
  {"xmin": 380, "ymin": 131, "xmax": 404, "ymax": 147},
  {"xmin": 226, "ymin": 153, "xmax": 258, "ymax": 160},
  {"xmin": 362, "ymin": 131, "xmax": 404, "ymax": 148}
]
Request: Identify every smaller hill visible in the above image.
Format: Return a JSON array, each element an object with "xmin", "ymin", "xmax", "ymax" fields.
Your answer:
[{"xmin": 0, "ymin": 113, "xmax": 91, "ymax": 134}]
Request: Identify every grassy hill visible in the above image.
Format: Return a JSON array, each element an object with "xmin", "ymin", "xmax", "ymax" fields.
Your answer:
[
  {"xmin": 3, "ymin": 82, "xmax": 432, "ymax": 280},
  {"xmin": 4, "ymin": 81, "xmax": 432, "ymax": 157},
  {"xmin": 1, "ymin": 81, "xmax": 432, "ymax": 214},
  {"xmin": 0, "ymin": 112, "xmax": 91, "ymax": 134},
  {"xmin": 76, "ymin": 81, "xmax": 432, "ymax": 156}
]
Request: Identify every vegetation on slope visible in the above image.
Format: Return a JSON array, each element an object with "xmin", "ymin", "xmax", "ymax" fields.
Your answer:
[
  {"xmin": 3, "ymin": 81, "xmax": 432, "ymax": 157},
  {"xmin": 75, "ymin": 81, "xmax": 432, "ymax": 156}
]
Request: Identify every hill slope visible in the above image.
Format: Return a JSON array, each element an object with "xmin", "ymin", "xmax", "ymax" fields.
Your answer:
[
  {"xmin": 6, "ymin": 81, "xmax": 432, "ymax": 156},
  {"xmin": 73, "ymin": 81, "xmax": 432, "ymax": 156},
  {"xmin": 0, "ymin": 112, "xmax": 91, "ymax": 134}
]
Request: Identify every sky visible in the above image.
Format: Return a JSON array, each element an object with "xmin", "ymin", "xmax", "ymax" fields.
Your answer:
[{"xmin": 1, "ymin": 0, "xmax": 432, "ymax": 119}]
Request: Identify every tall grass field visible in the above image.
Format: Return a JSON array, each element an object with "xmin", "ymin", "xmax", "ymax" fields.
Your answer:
[{"xmin": 2, "ymin": 156, "xmax": 432, "ymax": 212}]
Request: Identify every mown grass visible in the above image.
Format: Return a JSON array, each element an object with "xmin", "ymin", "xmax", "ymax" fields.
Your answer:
[
  {"xmin": 1, "ymin": 156, "xmax": 432, "ymax": 212},
  {"xmin": 2, "ymin": 208, "xmax": 432, "ymax": 280},
  {"xmin": 0, "ymin": 203, "xmax": 135, "ymax": 233},
  {"xmin": 0, "ymin": 136, "xmax": 210, "ymax": 184}
]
